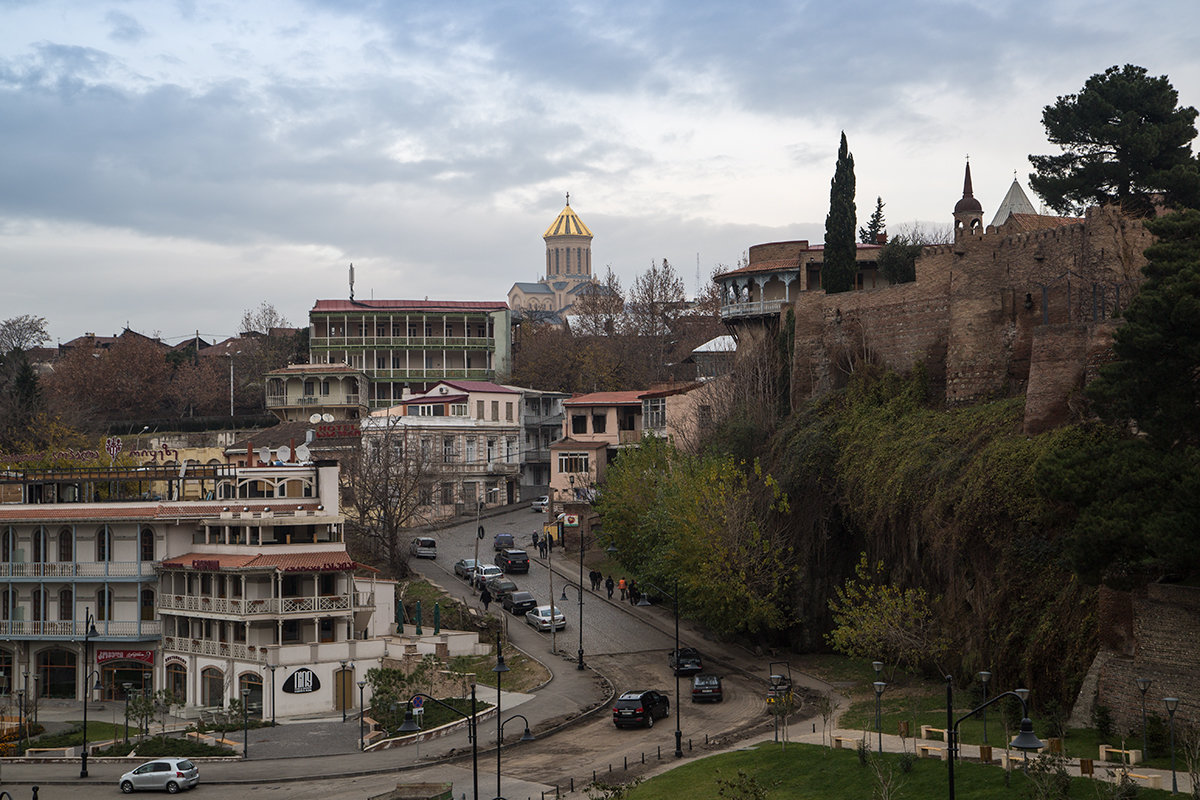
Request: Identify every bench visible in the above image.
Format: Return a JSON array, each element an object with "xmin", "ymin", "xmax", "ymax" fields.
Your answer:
[
  {"xmin": 832, "ymin": 737, "xmax": 858, "ymax": 749},
  {"xmin": 918, "ymin": 743, "xmax": 947, "ymax": 760},
  {"xmin": 1118, "ymin": 770, "xmax": 1162, "ymax": 790},
  {"xmin": 920, "ymin": 725, "xmax": 949, "ymax": 742},
  {"xmin": 25, "ymin": 746, "xmax": 74, "ymax": 757},
  {"xmin": 1099, "ymin": 745, "xmax": 1142, "ymax": 764}
]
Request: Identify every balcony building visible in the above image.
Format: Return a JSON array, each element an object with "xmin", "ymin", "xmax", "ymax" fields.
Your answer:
[
  {"xmin": 265, "ymin": 363, "xmax": 368, "ymax": 423},
  {"xmin": 0, "ymin": 461, "xmax": 394, "ymax": 718},
  {"xmin": 308, "ymin": 299, "xmax": 511, "ymax": 407},
  {"xmin": 549, "ymin": 391, "xmax": 643, "ymax": 507},
  {"xmin": 504, "ymin": 386, "xmax": 568, "ymax": 496}
]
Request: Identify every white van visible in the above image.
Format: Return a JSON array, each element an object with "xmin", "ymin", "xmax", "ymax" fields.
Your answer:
[{"xmin": 409, "ymin": 537, "xmax": 437, "ymax": 559}]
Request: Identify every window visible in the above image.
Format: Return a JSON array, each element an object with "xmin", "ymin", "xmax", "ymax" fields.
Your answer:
[
  {"xmin": 202, "ymin": 667, "xmax": 225, "ymax": 707},
  {"xmin": 0, "ymin": 590, "xmax": 10, "ymax": 620},
  {"xmin": 420, "ymin": 438, "xmax": 431, "ymax": 460},
  {"xmin": 441, "ymin": 483, "xmax": 455, "ymax": 505},
  {"xmin": 450, "ymin": 403, "xmax": 468, "ymax": 416},
  {"xmin": 282, "ymin": 620, "xmax": 301, "ymax": 643},
  {"xmin": 507, "ymin": 437, "xmax": 517, "ymax": 463},
  {"xmin": 322, "ymin": 380, "xmax": 331, "ymax": 396},
  {"xmin": 643, "ymin": 398, "xmax": 666, "ymax": 430},
  {"xmin": 96, "ymin": 526, "xmax": 112, "ymax": 562},
  {"xmin": 558, "ymin": 452, "xmax": 590, "ymax": 474},
  {"xmin": 58, "ymin": 588, "xmax": 72, "ymax": 621},
  {"xmin": 96, "ymin": 588, "xmax": 113, "ymax": 621},
  {"xmin": 572, "ymin": 415, "xmax": 587, "ymax": 435},
  {"xmin": 476, "ymin": 400, "xmax": 485, "ymax": 419},
  {"xmin": 32, "ymin": 528, "xmax": 45, "ymax": 564},
  {"xmin": 140, "ymin": 527, "xmax": 155, "ymax": 561},
  {"xmin": 465, "ymin": 437, "xmax": 477, "ymax": 464},
  {"xmin": 38, "ymin": 649, "xmax": 77, "ymax": 698},
  {"xmin": 303, "ymin": 379, "xmax": 316, "ymax": 396},
  {"xmin": 419, "ymin": 486, "xmax": 433, "ymax": 506},
  {"xmin": 486, "ymin": 439, "xmax": 496, "ymax": 462},
  {"xmin": 505, "ymin": 402, "xmax": 513, "ymax": 421},
  {"xmin": 239, "ymin": 672, "xmax": 263, "ymax": 718},
  {"xmin": 58, "ymin": 529, "xmax": 72, "ymax": 563},
  {"xmin": 319, "ymin": 573, "xmax": 336, "ymax": 596},
  {"xmin": 491, "ymin": 401, "xmax": 499, "ymax": 421},
  {"xmin": 592, "ymin": 414, "xmax": 607, "ymax": 433},
  {"xmin": 31, "ymin": 589, "xmax": 44, "ymax": 622},
  {"xmin": 267, "ymin": 379, "xmax": 284, "ymax": 398},
  {"xmin": 167, "ymin": 662, "xmax": 187, "ymax": 702},
  {"xmin": 1, "ymin": 527, "xmax": 11, "ymax": 562},
  {"xmin": 141, "ymin": 589, "xmax": 155, "ymax": 621},
  {"xmin": 442, "ymin": 436, "xmax": 455, "ymax": 463}
]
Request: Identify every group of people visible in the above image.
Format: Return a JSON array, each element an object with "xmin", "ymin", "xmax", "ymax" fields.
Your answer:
[
  {"xmin": 522, "ymin": 530, "xmax": 645, "ymax": 607},
  {"xmin": 531, "ymin": 530, "xmax": 555, "ymax": 558}
]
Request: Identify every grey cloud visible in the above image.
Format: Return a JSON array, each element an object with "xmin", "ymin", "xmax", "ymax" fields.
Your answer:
[{"xmin": 106, "ymin": 11, "xmax": 149, "ymax": 43}]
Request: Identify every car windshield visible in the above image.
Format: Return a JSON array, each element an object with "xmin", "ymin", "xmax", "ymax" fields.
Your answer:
[{"xmin": 178, "ymin": 760, "xmax": 195, "ymax": 770}]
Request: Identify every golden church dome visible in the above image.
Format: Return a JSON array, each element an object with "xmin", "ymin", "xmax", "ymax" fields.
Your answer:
[{"xmin": 543, "ymin": 203, "xmax": 593, "ymax": 238}]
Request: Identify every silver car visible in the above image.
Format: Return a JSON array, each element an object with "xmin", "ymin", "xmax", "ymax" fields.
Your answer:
[
  {"xmin": 119, "ymin": 757, "xmax": 199, "ymax": 793},
  {"xmin": 525, "ymin": 604, "xmax": 566, "ymax": 631}
]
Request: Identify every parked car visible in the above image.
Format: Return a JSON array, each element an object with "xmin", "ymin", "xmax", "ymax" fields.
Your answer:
[
  {"xmin": 453, "ymin": 558, "xmax": 478, "ymax": 580},
  {"xmin": 409, "ymin": 537, "xmax": 437, "ymax": 559},
  {"xmin": 525, "ymin": 604, "xmax": 566, "ymax": 631},
  {"xmin": 494, "ymin": 548, "xmax": 530, "ymax": 573},
  {"xmin": 612, "ymin": 690, "xmax": 670, "ymax": 728},
  {"xmin": 691, "ymin": 673, "xmax": 723, "ymax": 702},
  {"xmin": 503, "ymin": 590, "xmax": 538, "ymax": 616},
  {"xmin": 493, "ymin": 532, "xmax": 515, "ymax": 551},
  {"xmin": 670, "ymin": 647, "xmax": 703, "ymax": 676},
  {"xmin": 472, "ymin": 564, "xmax": 504, "ymax": 588},
  {"xmin": 485, "ymin": 576, "xmax": 519, "ymax": 601},
  {"xmin": 119, "ymin": 757, "xmax": 200, "ymax": 793},
  {"xmin": 531, "ymin": 496, "xmax": 549, "ymax": 512}
]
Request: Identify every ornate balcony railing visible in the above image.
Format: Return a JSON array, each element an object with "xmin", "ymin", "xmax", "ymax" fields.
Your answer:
[
  {"xmin": 0, "ymin": 620, "xmax": 160, "ymax": 638},
  {"xmin": 158, "ymin": 593, "xmax": 374, "ymax": 615},
  {"xmin": 719, "ymin": 299, "xmax": 788, "ymax": 319},
  {"xmin": 0, "ymin": 561, "xmax": 157, "ymax": 579},
  {"xmin": 163, "ymin": 635, "xmax": 265, "ymax": 662}
]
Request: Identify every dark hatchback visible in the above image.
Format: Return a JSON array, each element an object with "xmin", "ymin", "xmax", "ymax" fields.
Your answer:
[
  {"xmin": 691, "ymin": 674, "xmax": 723, "ymax": 702},
  {"xmin": 612, "ymin": 690, "xmax": 670, "ymax": 729},
  {"xmin": 669, "ymin": 647, "xmax": 703, "ymax": 675},
  {"xmin": 503, "ymin": 590, "xmax": 538, "ymax": 616},
  {"xmin": 495, "ymin": 549, "xmax": 530, "ymax": 573}
]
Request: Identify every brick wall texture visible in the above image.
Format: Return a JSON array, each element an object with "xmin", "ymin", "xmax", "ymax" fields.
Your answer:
[{"xmin": 789, "ymin": 206, "xmax": 1155, "ymax": 432}]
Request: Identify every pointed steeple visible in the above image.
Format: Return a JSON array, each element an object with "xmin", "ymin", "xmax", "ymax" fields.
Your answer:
[
  {"xmin": 989, "ymin": 177, "xmax": 1038, "ymax": 228},
  {"xmin": 955, "ymin": 161, "xmax": 982, "ymax": 214},
  {"xmin": 953, "ymin": 160, "xmax": 984, "ymax": 239}
]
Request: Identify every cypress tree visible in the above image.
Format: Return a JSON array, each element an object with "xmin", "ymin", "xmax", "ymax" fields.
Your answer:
[
  {"xmin": 859, "ymin": 196, "xmax": 886, "ymax": 244},
  {"xmin": 823, "ymin": 132, "xmax": 857, "ymax": 294}
]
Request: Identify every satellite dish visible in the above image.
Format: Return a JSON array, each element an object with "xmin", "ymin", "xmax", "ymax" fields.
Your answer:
[
  {"xmin": 257, "ymin": 446, "xmax": 271, "ymax": 464},
  {"xmin": 277, "ymin": 445, "xmax": 292, "ymax": 462},
  {"xmin": 309, "ymin": 413, "xmax": 322, "ymax": 424},
  {"xmin": 294, "ymin": 444, "xmax": 311, "ymax": 462},
  {"xmin": 322, "ymin": 413, "xmax": 335, "ymax": 423}
]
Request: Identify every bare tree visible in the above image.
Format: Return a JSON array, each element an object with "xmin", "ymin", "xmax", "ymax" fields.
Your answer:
[
  {"xmin": 343, "ymin": 419, "xmax": 440, "ymax": 579},
  {"xmin": 240, "ymin": 301, "xmax": 291, "ymax": 334},
  {"xmin": 0, "ymin": 315, "xmax": 49, "ymax": 354},
  {"xmin": 817, "ymin": 691, "xmax": 841, "ymax": 750},
  {"xmin": 572, "ymin": 267, "xmax": 625, "ymax": 337}
]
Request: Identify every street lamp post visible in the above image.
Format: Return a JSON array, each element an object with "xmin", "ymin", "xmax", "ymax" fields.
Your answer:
[
  {"xmin": 638, "ymin": 580, "xmax": 683, "ymax": 758},
  {"xmin": 80, "ymin": 608, "xmax": 100, "ymax": 778},
  {"xmin": 493, "ymin": 635, "xmax": 510, "ymax": 800},
  {"xmin": 559, "ymin": 583, "xmax": 585, "ymax": 670},
  {"xmin": 1136, "ymin": 677, "xmax": 1151, "ymax": 759},
  {"xmin": 946, "ymin": 676, "xmax": 1043, "ymax": 800},
  {"xmin": 123, "ymin": 682, "xmax": 133, "ymax": 744},
  {"xmin": 241, "ymin": 687, "xmax": 251, "ymax": 759},
  {"xmin": 979, "ymin": 671, "xmax": 992, "ymax": 745},
  {"xmin": 16, "ymin": 689, "xmax": 24, "ymax": 750},
  {"xmin": 358, "ymin": 680, "xmax": 367, "ymax": 750},
  {"xmin": 873, "ymin": 680, "xmax": 887, "ymax": 753},
  {"xmin": 398, "ymin": 687, "xmax": 480, "ymax": 800},
  {"xmin": 263, "ymin": 663, "xmax": 277, "ymax": 727},
  {"xmin": 496, "ymin": 713, "xmax": 535, "ymax": 798},
  {"xmin": 339, "ymin": 660, "xmax": 348, "ymax": 723},
  {"xmin": 1165, "ymin": 697, "xmax": 1179, "ymax": 794}
]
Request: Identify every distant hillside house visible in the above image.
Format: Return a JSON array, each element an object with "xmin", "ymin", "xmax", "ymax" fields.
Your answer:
[{"xmin": 508, "ymin": 199, "xmax": 601, "ymax": 323}]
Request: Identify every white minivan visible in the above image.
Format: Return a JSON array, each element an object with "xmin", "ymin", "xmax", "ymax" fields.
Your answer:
[{"xmin": 409, "ymin": 537, "xmax": 437, "ymax": 559}]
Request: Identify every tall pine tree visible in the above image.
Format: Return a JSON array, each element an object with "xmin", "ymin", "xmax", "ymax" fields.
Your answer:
[
  {"xmin": 823, "ymin": 132, "xmax": 857, "ymax": 293},
  {"xmin": 859, "ymin": 196, "xmax": 886, "ymax": 244}
]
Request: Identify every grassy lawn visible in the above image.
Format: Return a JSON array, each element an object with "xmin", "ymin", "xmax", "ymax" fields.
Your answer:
[
  {"xmin": 450, "ymin": 643, "xmax": 548, "ymax": 693},
  {"xmin": 623, "ymin": 742, "xmax": 1175, "ymax": 800}
]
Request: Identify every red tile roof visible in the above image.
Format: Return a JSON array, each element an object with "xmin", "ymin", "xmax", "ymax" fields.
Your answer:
[
  {"xmin": 564, "ymin": 391, "xmax": 645, "ymax": 406},
  {"xmin": 438, "ymin": 380, "xmax": 518, "ymax": 394},
  {"xmin": 312, "ymin": 300, "xmax": 508, "ymax": 313},
  {"xmin": 162, "ymin": 550, "xmax": 375, "ymax": 572}
]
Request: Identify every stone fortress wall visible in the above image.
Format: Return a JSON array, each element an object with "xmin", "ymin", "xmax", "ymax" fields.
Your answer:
[{"xmin": 789, "ymin": 205, "xmax": 1155, "ymax": 433}]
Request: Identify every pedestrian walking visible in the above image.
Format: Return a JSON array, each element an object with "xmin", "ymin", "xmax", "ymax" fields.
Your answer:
[
  {"xmin": 480, "ymin": 587, "xmax": 493, "ymax": 612},
  {"xmin": 589, "ymin": 570, "xmax": 600, "ymax": 590},
  {"xmin": 546, "ymin": 532, "xmax": 554, "ymax": 550},
  {"xmin": 531, "ymin": 531, "xmax": 540, "ymax": 549},
  {"xmin": 605, "ymin": 575, "xmax": 615, "ymax": 599},
  {"xmin": 618, "ymin": 577, "xmax": 627, "ymax": 601},
  {"xmin": 628, "ymin": 580, "xmax": 639, "ymax": 606},
  {"xmin": 538, "ymin": 539, "xmax": 547, "ymax": 558}
]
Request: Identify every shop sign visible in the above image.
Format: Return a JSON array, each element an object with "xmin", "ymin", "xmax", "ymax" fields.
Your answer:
[
  {"xmin": 315, "ymin": 423, "xmax": 360, "ymax": 439},
  {"xmin": 282, "ymin": 668, "xmax": 321, "ymax": 694},
  {"xmin": 97, "ymin": 649, "xmax": 155, "ymax": 664}
]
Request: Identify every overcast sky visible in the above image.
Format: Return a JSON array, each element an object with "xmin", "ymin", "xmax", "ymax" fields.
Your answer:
[{"xmin": 2, "ymin": 1, "xmax": 1197, "ymax": 346}]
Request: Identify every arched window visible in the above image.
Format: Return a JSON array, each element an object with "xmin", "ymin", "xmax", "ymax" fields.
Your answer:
[
  {"xmin": 238, "ymin": 672, "xmax": 263, "ymax": 719},
  {"xmin": 31, "ymin": 589, "xmax": 44, "ymax": 622},
  {"xmin": 140, "ymin": 528, "xmax": 155, "ymax": 562},
  {"xmin": 167, "ymin": 662, "xmax": 187, "ymax": 702},
  {"xmin": 58, "ymin": 528, "xmax": 73, "ymax": 563},
  {"xmin": 58, "ymin": 588, "xmax": 73, "ymax": 621},
  {"xmin": 0, "ymin": 590, "xmax": 11, "ymax": 620},
  {"xmin": 32, "ymin": 527, "xmax": 45, "ymax": 564},
  {"xmin": 96, "ymin": 588, "xmax": 113, "ymax": 622},
  {"xmin": 140, "ymin": 589, "xmax": 155, "ymax": 621},
  {"xmin": 96, "ymin": 526, "xmax": 112, "ymax": 562},
  {"xmin": 201, "ymin": 667, "xmax": 225, "ymax": 707},
  {"xmin": 1, "ymin": 527, "xmax": 11, "ymax": 562}
]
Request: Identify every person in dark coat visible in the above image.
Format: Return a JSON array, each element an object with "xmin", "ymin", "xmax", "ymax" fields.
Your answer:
[
  {"xmin": 605, "ymin": 575, "xmax": 615, "ymax": 599},
  {"xmin": 531, "ymin": 531, "xmax": 540, "ymax": 549},
  {"xmin": 480, "ymin": 586, "xmax": 493, "ymax": 612},
  {"xmin": 538, "ymin": 539, "xmax": 548, "ymax": 558}
]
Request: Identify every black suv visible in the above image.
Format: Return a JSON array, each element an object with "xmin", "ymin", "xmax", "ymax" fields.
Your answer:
[
  {"xmin": 691, "ymin": 674, "xmax": 723, "ymax": 702},
  {"xmin": 503, "ymin": 590, "xmax": 537, "ymax": 616},
  {"xmin": 494, "ymin": 549, "xmax": 530, "ymax": 573},
  {"xmin": 613, "ymin": 690, "xmax": 669, "ymax": 728},
  {"xmin": 669, "ymin": 647, "xmax": 703, "ymax": 675}
]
